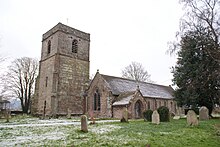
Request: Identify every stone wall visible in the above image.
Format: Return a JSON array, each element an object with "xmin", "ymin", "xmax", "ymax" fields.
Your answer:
[
  {"xmin": 87, "ymin": 73, "xmax": 113, "ymax": 118},
  {"xmin": 32, "ymin": 23, "xmax": 90, "ymax": 116},
  {"xmin": 113, "ymin": 106, "xmax": 125, "ymax": 119},
  {"xmin": 37, "ymin": 56, "xmax": 56, "ymax": 115},
  {"xmin": 56, "ymin": 56, "xmax": 89, "ymax": 115}
]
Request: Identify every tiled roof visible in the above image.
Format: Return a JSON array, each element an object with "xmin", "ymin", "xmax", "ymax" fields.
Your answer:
[
  {"xmin": 101, "ymin": 74, "xmax": 174, "ymax": 99},
  {"xmin": 112, "ymin": 92, "xmax": 135, "ymax": 106}
]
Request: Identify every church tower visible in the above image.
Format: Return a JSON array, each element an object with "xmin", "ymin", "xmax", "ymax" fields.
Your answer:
[{"xmin": 32, "ymin": 23, "xmax": 90, "ymax": 116}]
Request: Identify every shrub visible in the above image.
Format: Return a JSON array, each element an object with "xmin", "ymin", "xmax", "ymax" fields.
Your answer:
[
  {"xmin": 143, "ymin": 109, "xmax": 153, "ymax": 121},
  {"xmin": 157, "ymin": 106, "xmax": 170, "ymax": 122}
]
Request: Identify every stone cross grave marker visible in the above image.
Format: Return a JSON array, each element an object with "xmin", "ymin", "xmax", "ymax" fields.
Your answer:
[
  {"xmin": 81, "ymin": 115, "xmax": 88, "ymax": 132},
  {"xmin": 199, "ymin": 106, "xmax": 209, "ymax": 121},
  {"xmin": 152, "ymin": 110, "xmax": 160, "ymax": 125},
  {"xmin": 187, "ymin": 110, "xmax": 198, "ymax": 126}
]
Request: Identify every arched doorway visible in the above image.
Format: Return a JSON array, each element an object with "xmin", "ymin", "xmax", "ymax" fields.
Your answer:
[{"xmin": 134, "ymin": 100, "xmax": 143, "ymax": 119}]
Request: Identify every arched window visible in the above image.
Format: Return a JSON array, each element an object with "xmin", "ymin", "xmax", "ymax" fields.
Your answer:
[
  {"xmin": 147, "ymin": 101, "xmax": 150, "ymax": 110},
  {"xmin": 47, "ymin": 40, "xmax": 51, "ymax": 54},
  {"xmin": 72, "ymin": 39, "xmax": 78, "ymax": 53},
  {"xmin": 93, "ymin": 89, "xmax": 101, "ymax": 111},
  {"xmin": 164, "ymin": 101, "xmax": 167, "ymax": 107},
  {"xmin": 170, "ymin": 101, "xmax": 173, "ymax": 110}
]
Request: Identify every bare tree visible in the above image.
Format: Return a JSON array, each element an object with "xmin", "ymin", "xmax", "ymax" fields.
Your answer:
[
  {"xmin": 168, "ymin": 0, "xmax": 220, "ymax": 60},
  {"xmin": 1, "ymin": 57, "xmax": 38, "ymax": 113},
  {"xmin": 121, "ymin": 62, "xmax": 152, "ymax": 82}
]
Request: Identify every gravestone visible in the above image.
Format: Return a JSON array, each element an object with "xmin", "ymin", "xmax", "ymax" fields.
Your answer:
[
  {"xmin": 152, "ymin": 110, "xmax": 160, "ymax": 125},
  {"xmin": 81, "ymin": 115, "xmax": 88, "ymax": 132},
  {"xmin": 5, "ymin": 110, "xmax": 10, "ymax": 123},
  {"xmin": 67, "ymin": 108, "xmax": 71, "ymax": 119},
  {"xmin": 121, "ymin": 108, "xmax": 128, "ymax": 122},
  {"xmin": 199, "ymin": 106, "xmax": 209, "ymax": 121},
  {"xmin": 89, "ymin": 110, "xmax": 95, "ymax": 124},
  {"xmin": 187, "ymin": 110, "xmax": 198, "ymax": 126}
]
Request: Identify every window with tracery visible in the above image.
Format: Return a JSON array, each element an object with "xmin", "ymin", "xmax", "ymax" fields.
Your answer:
[
  {"xmin": 93, "ymin": 89, "xmax": 101, "ymax": 111},
  {"xmin": 72, "ymin": 39, "xmax": 78, "ymax": 53}
]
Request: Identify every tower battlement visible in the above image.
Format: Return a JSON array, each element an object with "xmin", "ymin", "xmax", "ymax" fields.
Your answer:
[{"xmin": 42, "ymin": 22, "xmax": 90, "ymax": 41}]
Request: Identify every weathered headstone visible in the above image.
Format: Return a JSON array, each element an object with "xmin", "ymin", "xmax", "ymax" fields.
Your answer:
[
  {"xmin": 67, "ymin": 108, "xmax": 71, "ymax": 119},
  {"xmin": 211, "ymin": 107, "xmax": 220, "ymax": 118},
  {"xmin": 5, "ymin": 110, "xmax": 10, "ymax": 123},
  {"xmin": 152, "ymin": 110, "xmax": 160, "ymax": 125},
  {"xmin": 81, "ymin": 115, "xmax": 88, "ymax": 132},
  {"xmin": 199, "ymin": 106, "xmax": 209, "ymax": 121},
  {"xmin": 121, "ymin": 108, "xmax": 128, "ymax": 122},
  {"xmin": 89, "ymin": 110, "xmax": 95, "ymax": 124},
  {"xmin": 187, "ymin": 110, "xmax": 198, "ymax": 126}
]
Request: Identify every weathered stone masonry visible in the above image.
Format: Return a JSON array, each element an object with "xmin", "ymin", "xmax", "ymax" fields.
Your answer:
[
  {"xmin": 32, "ymin": 23, "xmax": 177, "ymax": 119},
  {"xmin": 32, "ymin": 23, "xmax": 90, "ymax": 116}
]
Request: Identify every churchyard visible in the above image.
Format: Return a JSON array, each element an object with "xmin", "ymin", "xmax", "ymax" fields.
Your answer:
[{"xmin": 0, "ymin": 115, "xmax": 219, "ymax": 146}]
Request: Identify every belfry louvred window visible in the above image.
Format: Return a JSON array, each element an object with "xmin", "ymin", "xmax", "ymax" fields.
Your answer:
[{"xmin": 72, "ymin": 39, "xmax": 78, "ymax": 53}]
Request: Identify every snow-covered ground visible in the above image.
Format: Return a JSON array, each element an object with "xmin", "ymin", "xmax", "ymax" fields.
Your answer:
[{"xmin": 0, "ymin": 117, "xmax": 120, "ymax": 146}]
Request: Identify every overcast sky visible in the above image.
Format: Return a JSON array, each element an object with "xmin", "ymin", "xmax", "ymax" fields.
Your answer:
[{"xmin": 0, "ymin": 0, "xmax": 183, "ymax": 85}]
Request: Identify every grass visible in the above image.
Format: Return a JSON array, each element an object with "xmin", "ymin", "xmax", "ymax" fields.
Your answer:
[{"xmin": 0, "ymin": 116, "xmax": 219, "ymax": 146}]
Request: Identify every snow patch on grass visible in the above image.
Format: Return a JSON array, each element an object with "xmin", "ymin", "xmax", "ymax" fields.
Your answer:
[
  {"xmin": 0, "ymin": 128, "xmax": 66, "ymax": 146},
  {"xmin": 90, "ymin": 124, "xmax": 121, "ymax": 134}
]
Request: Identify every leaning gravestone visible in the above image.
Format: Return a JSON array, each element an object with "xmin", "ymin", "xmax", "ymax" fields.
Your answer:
[
  {"xmin": 121, "ymin": 108, "xmax": 128, "ymax": 122},
  {"xmin": 187, "ymin": 110, "xmax": 198, "ymax": 126},
  {"xmin": 81, "ymin": 115, "xmax": 88, "ymax": 132},
  {"xmin": 199, "ymin": 106, "xmax": 209, "ymax": 121},
  {"xmin": 152, "ymin": 110, "xmax": 160, "ymax": 125}
]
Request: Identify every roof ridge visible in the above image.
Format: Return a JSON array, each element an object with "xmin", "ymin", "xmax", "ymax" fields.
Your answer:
[{"xmin": 100, "ymin": 73, "xmax": 171, "ymax": 88}]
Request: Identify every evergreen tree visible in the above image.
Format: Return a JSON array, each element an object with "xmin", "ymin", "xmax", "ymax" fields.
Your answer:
[{"xmin": 172, "ymin": 27, "xmax": 220, "ymax": 113}]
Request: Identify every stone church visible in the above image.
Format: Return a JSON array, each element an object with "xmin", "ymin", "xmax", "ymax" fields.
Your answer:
[{"xmin": 32, "ymin": 23, "xmax": 176, "ymax": 118}]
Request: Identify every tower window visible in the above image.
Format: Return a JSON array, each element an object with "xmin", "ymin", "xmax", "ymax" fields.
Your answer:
[
  {"xmin": 93, "ymin": 89, "xmax": 101, "ymax": 111},
  {"xmin": 72, "ymin": 39, "xmax": 78, "ymax": 53},
  {"xmin": 45, "ymin": 77, "xmax": 48, "ymax": 87},
  {"xmin": 47, "ymin": 40, "xmax": 51, "ymax": 54}
]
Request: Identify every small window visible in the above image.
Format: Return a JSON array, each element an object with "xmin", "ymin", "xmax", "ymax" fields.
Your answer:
[
  {"xmin": 47, "ymin": 40, "xmax": 51, "ymax": 54},
  {"xmin": 170, "ymin": 102, "xmax": 173, "ymax": 110},
  {"xmin": 72, "ymin": 39, "xmax": 78, "ymax": 53},
  {"xmin": 164, "ymin": 101, "xmax": 167, "ymax": 107},
  {"xmin": 46, "ymin": 77, "xmax": 48, "ymax": 87}
]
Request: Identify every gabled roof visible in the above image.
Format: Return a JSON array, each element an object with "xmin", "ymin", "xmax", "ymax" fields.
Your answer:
[
  {"xmin": 101, "ymin": 74, "xmax": 174, "ymax": 99},
  {"xmin": 112, "ymin": 91, "xmax": 135, "ymax": 106}
]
